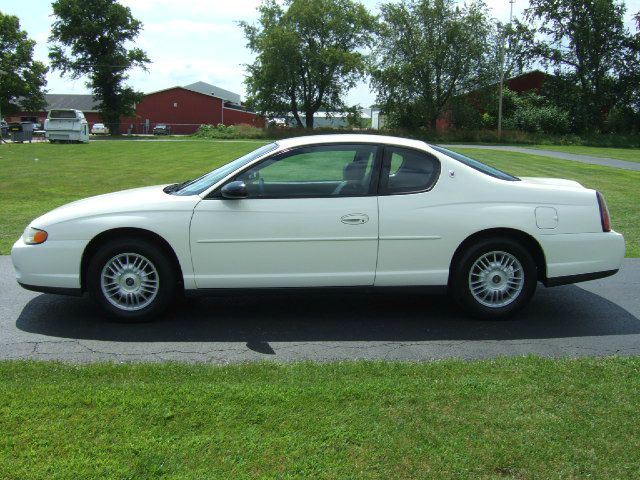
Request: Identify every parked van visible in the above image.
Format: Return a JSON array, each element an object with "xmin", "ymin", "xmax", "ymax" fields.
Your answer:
[{"xmin": 45, "ymin": 109, "xmax": 89, "ymax": 143}]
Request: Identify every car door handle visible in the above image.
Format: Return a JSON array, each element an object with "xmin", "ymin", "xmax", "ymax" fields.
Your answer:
[{"xmin": 341, "ymin": 213, "xmax": 369, "ymax": 225}]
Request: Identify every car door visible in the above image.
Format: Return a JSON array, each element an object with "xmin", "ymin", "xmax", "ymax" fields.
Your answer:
[
  {"xmin": 375, "ymin": 146, "xmax": 444, "ymax": 286},
  {"xmin": 190, "ymin": 143, "xmax": 381, "ymax": 288}
]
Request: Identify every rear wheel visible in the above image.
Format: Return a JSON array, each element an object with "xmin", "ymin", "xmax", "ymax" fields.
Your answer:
[
  {"xmin": 451, "ymin": 237, "xmax": 537, "ymax": 319},
  {"xmin": 87, "ymin": 238, "xmax": 176, "ymax": 321}
]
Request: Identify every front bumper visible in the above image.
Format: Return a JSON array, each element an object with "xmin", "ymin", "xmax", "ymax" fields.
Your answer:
[
  {"xmin": 18, "ymin": 282, "xmax": 82, "ymax": 296},
  {"xmin": 11, "ymin": 237, "xmax": 87, "ymax": 291}
]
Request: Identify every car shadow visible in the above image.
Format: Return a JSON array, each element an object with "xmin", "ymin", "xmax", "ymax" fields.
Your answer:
[{"xmin": 16, "ymin": 284, "xmax": 640, "ymax": 344}]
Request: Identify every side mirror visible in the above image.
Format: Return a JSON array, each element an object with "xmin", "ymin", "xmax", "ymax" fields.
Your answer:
[{"xmin": 221, "ymin": 180, "xmax": 248, "ymax": 199}]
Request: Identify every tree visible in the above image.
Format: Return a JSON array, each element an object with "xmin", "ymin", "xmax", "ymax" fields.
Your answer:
[
  {"xmin": 48, "ymin": 0, "xmax": 150, "ymax": 134},
  {"xmin": 370, "ymin": 0, "xmax": 496, "ymax": 131},
  {"xmin": 518, "ymin": 0, "xmax": 639, "ymax": 132},
  {"xmin": 345, "ymin": 105, "xmax": 369, "ymax": 128},
  {"xmin": 0, "ymin": 12, "xmax": 47, "ymax": 117},
  {"xmin": 241, "ymin": 0, "xmax": 375, "ymax": 129}
]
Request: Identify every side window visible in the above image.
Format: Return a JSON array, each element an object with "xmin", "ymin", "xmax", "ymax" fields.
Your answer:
[
  {"xmin": 381, "ymin": 147, "xmax": 439, "ymax": 195},
  {"xmin": 234, "ymin": 144, "xmax": 378, "ymax": 198}
]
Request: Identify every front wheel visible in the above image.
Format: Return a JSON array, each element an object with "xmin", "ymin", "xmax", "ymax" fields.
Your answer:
[
  {"xmin": 451, "ymin": 237, "xmax": 537, "ymax": 319},
  {"xmin": 87, "ymin": 238, "xmax": 176, "ymax": 321}
]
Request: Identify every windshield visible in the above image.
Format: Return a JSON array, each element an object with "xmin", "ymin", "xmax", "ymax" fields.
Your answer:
[
  {"xmin": 173, "ymin": 142, "xmax": 279, "ymax": 196},
  {"xmin": 430, "ymin": 145, "xmax": 519, "ymax": 181}
]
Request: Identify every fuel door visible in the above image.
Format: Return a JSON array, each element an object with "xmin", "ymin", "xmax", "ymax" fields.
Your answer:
[{"xmin": 535, "ymin": 206, "xmax": 558, "ymax": 229}]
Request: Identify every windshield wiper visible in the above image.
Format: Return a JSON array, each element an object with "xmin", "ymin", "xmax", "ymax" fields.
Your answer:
[{"xmin": 163, "ymin": 179, "xmax": 192, "ymax": 194}]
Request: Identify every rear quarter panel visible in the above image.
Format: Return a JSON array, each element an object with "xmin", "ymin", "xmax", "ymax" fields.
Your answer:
[{"xmin": 375, "ymin": 153, "xmax": 611, "ymax": 286}]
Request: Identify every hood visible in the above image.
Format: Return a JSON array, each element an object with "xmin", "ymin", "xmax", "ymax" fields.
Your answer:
[
  {"xmin": 518, "ymin": 177, "xmax": 584, "ymax": 189},
  {"xmin": 31, "ymin": 184, "xmax": 198, "ymax": 227}
]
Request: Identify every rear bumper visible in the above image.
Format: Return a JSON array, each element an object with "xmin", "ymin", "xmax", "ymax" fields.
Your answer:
[
  {"xmin": 543, "ymin": 269, "xmax": 619, "ymax": 287},
  {"xmin": 542, "ymin": 231, "xmax": 625, "ymax": 281},
  {"xmin": 46, "ymin": 131, "xmax": 84, "ymax": 140}
]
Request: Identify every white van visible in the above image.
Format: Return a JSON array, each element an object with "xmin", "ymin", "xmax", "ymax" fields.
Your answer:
[{"xmin": 45, "ymin": 109, "xmax": 89, "ymax": 143}]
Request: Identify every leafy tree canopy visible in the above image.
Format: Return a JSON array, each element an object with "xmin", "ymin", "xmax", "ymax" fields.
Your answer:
[
  {"xmin": 0, "ymin": 12, "xmax": 47, "ymax": 116},
  {"xmin": 515, "ymin": 0, "xmax": 639, "ymax": 132},
  {"xmin": 49, "ymin": 0, "xmax": 150, "ymax": 134},
  {"xmin": 242, "ymin": 0, "xmax": 375, "ymax": 129},
  {"xmin": 371, "ymin": 0, "xmax": 497, "ymax": 130}
]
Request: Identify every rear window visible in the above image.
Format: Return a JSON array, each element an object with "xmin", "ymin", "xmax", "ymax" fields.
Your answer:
[
  {"xmin": 382, "ymin": 147, "xmax": 440, "ymax": 195},
  {"xmin": 430, "ymin": 145, "xmax": 519, "ymax": 181},
  {"xmin": 49, "ymin": 110, "xmax": 77, "ymax": 119}
]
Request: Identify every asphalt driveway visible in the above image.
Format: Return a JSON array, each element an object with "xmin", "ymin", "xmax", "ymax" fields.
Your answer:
[{"xmin": 1, "ymin": 256, "xmax": 639, "ymax": 363}]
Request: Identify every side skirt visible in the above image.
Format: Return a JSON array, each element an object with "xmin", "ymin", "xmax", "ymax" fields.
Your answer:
[{"xmin": 189, "ymin": 285, "xmax": 449, "ymax": 297}]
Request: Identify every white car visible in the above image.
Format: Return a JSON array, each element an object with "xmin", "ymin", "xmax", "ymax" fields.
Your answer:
[
  {"xmin": 11, "ymin": 135, "xmax": 625, "ymax": 321},
  {"xmin": 91, "ymin": 123, "xmax": 109, "ymax": 135}
]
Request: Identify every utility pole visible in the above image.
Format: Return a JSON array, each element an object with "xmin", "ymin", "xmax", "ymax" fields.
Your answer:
[
  {"xmin": 0, "ymin": 70, "xmax": 6, "ymax": 144},
  {"xmin": 497, "ymin": 0, "xmax": 515, "ymax": 141}
]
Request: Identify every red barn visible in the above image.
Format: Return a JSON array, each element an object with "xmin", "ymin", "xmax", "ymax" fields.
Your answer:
[
  {"xmin": 132, "ymin": 81, "xmax": 264, "ymax": 134},
  {"xmin": 10, "ymin": 81, "xmax": 263, "ymax": 134}
]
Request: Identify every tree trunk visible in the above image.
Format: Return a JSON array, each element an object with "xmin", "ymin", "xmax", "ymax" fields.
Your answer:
[
  {"xmin": 103, "ymin": 111, "xmax": 120, "ymax": 136},
  {"xmin": 292, "ymin": 109, "xmax": 304, "ymax": 128},
  {"xmin": 430, "ymin": 111, "xmax": 439, "ymax": 132},
  {"xmin": 305, "ymin": 111, "xmax": 314, "ymax": 129}
]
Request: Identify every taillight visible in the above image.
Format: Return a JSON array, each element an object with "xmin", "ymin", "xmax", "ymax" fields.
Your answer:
[{"xmin": 596, "ymin": 191, "xmax": 611, "ymax": 232}]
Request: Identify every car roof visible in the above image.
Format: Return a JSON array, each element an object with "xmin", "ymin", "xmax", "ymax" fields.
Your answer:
[{"xmin": 275, "ymin": 134, "xmax": 429, "ymax": 150}]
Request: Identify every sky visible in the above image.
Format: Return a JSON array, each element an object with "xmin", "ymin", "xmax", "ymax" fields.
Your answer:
[{"xmin": 2, "ymin": 0, "xmax": 640, "ymax": 107}]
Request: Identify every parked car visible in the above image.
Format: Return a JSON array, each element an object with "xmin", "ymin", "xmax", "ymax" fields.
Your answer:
[
  {"xmin": 153, "ymin": 123, "xmax": 171, "ymax": 135},
  {"xmin": 44, "ymin": 109, "xmax": 89, "ymax": 143},
  {"xmin": 0, "ymin": 119, "xmax": 7, "ymax": 137},
  {"xmin": 91, "ymin": 123, "xmax": 109, "ymax": 135},
  {"xmin": 11, "ymin": 135, "xmax": 625, "ymax": 321}
]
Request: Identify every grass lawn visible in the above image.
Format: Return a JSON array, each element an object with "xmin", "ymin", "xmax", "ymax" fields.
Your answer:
[
  {"xmin": 0, "ymin": 140, "xmax": 638, "ymax": 256},
  {"xmin": 453, "ymin": 148, "xmax": 640, "ymax": 257},
  {"xmin": 0, "ymin": 140, "xmax": 269, "ymax": 254},
  {"xmin": 1, "ymin": 358, "xmax": 639, "ymax": 479},
  {"xmin": 531, "ymin": 145, "xmax": 640, "ymax": 163}
]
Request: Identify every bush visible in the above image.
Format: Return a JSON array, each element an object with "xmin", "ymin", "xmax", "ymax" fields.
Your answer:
[
  {"xmin": 506, "ymin": 104, "xmax": 570, "ymax": 134},
  {"xmin": 605, "ymin": 107, "xmax": 640, "ymax": 134},
  {"xmin": 450, "ymin": 98, "xmax": 483, "ymax": 130},
  {"xmin": 498, "ymin": 91, "xmax": 571, "ymax": 134},
  {"xmin": 194, "ymin": 123, "xmax": 266, "ymax": 139}
]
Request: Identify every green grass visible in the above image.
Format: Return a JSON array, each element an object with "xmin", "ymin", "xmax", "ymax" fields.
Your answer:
[
  {"xmin": 531, "ymin": 145, "xmax": 640, "ymax": 163},
  {"xmin": 1, "ymin": 358, "xmax": 639, "ymax": 479},
  {"xmin": 0, "ymin": 140, "xmax": 269, "ymax": 254},
  {"xmin": 453, "ymin": 148, "xmax": 640, "ymax": 257},
  {"xmin": 0, "ymin": 141, "xmax": 638, "ymax": 257}
]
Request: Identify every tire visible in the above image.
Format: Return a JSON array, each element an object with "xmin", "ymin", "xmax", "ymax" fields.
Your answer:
[
  {"xmin": 451, "ymin": 237, "xmax": 537, "ymax": 319},
  {"xmin": 87, "ymin": 238, "xmax": 177, "ymax": 322}
]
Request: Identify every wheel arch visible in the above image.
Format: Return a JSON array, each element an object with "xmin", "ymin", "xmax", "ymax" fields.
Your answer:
[
  {"xmin": 80, "ymin": 227, "xmax": 184, "ymax": 292},
  {"xmin": 448, "ymin": 228, "xmax": 547, "ymax": 285}
]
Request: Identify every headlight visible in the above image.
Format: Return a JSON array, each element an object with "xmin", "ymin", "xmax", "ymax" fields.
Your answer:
[{"xmin": 23, "ymin": 227, "xmax": 48, "ymax": 245}]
